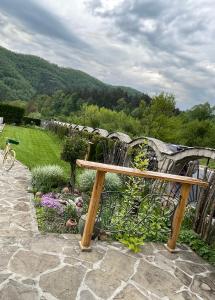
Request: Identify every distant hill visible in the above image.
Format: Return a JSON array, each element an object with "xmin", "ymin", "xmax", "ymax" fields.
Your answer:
[{"xmin": 0, "ymin": 46, "xmax": 148, "ymax": 106}]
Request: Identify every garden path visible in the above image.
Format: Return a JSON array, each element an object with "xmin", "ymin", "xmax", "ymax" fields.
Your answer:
[{"xmin": 0, "ymin": 157, "xmax": 214, "ymax": 300}]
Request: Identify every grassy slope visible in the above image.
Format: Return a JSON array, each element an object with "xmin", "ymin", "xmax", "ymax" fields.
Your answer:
[{"xmin": 0, "ymin": 125, "xmax": 70, "ymax": 175}]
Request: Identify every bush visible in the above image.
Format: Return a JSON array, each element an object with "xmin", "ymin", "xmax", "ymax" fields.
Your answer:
[
  {"xmin": 23, "ymin": 116, "xmax": 41, "ymax": 126},
  {"xmin": 32, "ymin": 165, "xmax": 66, "ymax": 193},
  {"xmin": 61, "ymin": 136, "xmax": 88, "ymax": 189},
  {"xmin": 0, "ymin": 103, "xmax": 25, "ymax": 124},
  {"xmin": 77, "ymin": 169, "xmax": 122, "ymax": 193}
]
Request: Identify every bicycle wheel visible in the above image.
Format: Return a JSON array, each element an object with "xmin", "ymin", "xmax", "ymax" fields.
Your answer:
[{"xmin": 2, "ymin": 149, "xmax": 15, "ymax": 171}]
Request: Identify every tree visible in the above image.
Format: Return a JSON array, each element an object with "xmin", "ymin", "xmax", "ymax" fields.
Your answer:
[
  {"xmin": 61, "ymin": 136, "xmax": 88, "ymax": 190},
  {"xmin": 186, "ymin": 102, "xmax": 215, "ymax": 121}
]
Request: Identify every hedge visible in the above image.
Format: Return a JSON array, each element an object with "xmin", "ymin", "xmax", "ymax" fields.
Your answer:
[
  {"xmin": 23, "ymin": 116, "xmax": 41, "ymax": 126},
  {"xmin": 0, "ymin": 103, "xmax": 25, "ymax": 124}
]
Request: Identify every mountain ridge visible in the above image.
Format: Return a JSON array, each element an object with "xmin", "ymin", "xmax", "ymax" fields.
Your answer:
[{"xmin": 0, "ymin": 46, "xmax": 144, "ymax": 101}]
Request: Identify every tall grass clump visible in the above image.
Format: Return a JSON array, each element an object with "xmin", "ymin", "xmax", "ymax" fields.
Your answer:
[
  {"xmin": 77, "ymin": 169, "xmax": 122, "ymax": 193},
  {"xmin": 32, "ymin": 165, "xmax": 66, "ymax": 192}
]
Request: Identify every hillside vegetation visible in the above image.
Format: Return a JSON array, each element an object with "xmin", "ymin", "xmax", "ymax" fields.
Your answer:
[{"xmin": 0, "ymin": 46, "xmax": 149, "ymax": 110}]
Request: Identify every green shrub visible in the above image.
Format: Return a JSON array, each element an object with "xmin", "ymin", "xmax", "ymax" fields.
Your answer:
[
  {"xmin": 61, "ymin": 136, "xmax": 88, "ymax": 189},
  {"xmin": 179, "ymin": 229, "xmax": 215, "ymax": 265},
  {"xmin": 77, "ymin": 169, "xmax": 122, "ymax": 192},
  {"xmin": 32, "ymin": 165, "xmax": 66, "ymax": 193},
  {"xmin": 0, "ymin": 103, "xmax": 25, "ymax": 124},
  {"xmin": 23, "ymin": 116, "xmax": 41, "ymax": 126}
]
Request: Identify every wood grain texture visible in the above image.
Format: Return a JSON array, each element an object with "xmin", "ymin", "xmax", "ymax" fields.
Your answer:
[
  {"xmin": 77, "ymin": 160, "xmax": 208, "ymax": 188},
  {"xmin": 80, "ymin": 170, "xmax": 106, "ymax": 249},
  {"xmin": 167, "ymin": 183, "xmax": 191, "ymax": 251}
]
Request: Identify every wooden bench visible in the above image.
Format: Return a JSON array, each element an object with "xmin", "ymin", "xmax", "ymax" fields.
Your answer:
[{"xmin": 76, "ymin": 160, "xmax": 208, "ymax": 252}]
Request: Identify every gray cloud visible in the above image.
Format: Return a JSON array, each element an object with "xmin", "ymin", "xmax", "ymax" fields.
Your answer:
[
  {"xmin": 87, "ymin": 0, "xmax": 215, "ymax": 107},
  {"xmin": 0, "ymin": 0, "xmax": 89, "ymax": 49},
  {"xmin": 0, "ymin": 0, "xmax": 214, "ymax": 109}
]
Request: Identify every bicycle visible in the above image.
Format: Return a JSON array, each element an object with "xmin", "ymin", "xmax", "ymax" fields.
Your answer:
[{"xmin": 2, "ymin": 139, "xmax": 19, "ymax": 171}]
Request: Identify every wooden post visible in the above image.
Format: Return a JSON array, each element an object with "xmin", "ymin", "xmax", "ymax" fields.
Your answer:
[
  {"xmin": 79, "ymin": 170, "xmax": 106, "ymax": 251},
  {"xmin": 167, "ymin": 183, "xmax": 191, "ymax": 252},
  {"xmin": 76, "ymin": 160, "xmax": 208, "ymax": 253}
]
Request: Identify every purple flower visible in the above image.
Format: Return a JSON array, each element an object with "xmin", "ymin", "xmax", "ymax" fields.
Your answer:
[{"xmin": 41, "ymin": 194, "xmax": 63, "ymax": 211}]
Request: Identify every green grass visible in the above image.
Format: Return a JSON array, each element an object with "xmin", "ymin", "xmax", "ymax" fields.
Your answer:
[{"xmin": 0, "ymin": 125, "xmax": 70, "ymax": 175}]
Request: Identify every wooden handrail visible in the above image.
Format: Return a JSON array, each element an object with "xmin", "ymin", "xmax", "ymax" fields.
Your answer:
[
  {"xmin": 77, "ymin": 160, "xmax": 208, "ymax": 187},
  {"xmin": 77, "ymin": 160, "xmax": 208, "ymax": 252}
]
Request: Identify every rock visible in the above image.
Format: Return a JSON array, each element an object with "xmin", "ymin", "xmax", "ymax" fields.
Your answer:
[
  {"xmin": 9, "ymin": 249, "xmax": 60, "ymax": 278},
  {"xmin": 0, "ymin": 279, "xmax": 39, "ymax": 300},
  {"xmin": 22, "ymin": 279, "xmax": 37, "ymax": 286},
  {"xmin": 191, "ymin": 273, "xmax": 215, "ymax": 300},
  {"xmin": 0, "ymin": 245, "xmax": 19, "ymax": 271},
  {"xmin": 173, "ymin": 291, "xmax": 199, "ymax": 300},
  {"xmin": 39, "ymin": 265, "xmax": 85, "ymax": 300},
  {"xmin": 14, "ymin": 202, "xmax": 30, "ymax": 212},
  {"xmin": 175, "ymin": 261, "xmax": 207, "ymax": 276},
  {"xmin": 0, "ymin": 273, "xmax": 11, "ymax": 284},
  {"xmin": 174, "ymin": 267, "xmax": 192, "ymax": 286},
  {"xmin": 100, "ymin": 249, "xmax": 136, "ymax": 280},
  {"xmin": 62, "ymin": 187, "xmax": 70, "ymax": 194},
  {"xmin": 85, "ymin": 249, "xmax": 136, "ymax": 298},
  {"xmin": 154, "ymin": 252, "xmax": 175, "ymax": 272},
  {"xmin": 132, "ymin": 260, "xmax": 183, "ymax": 298},
  {"xmin": 35, "ymin": 191, "xmax": 42, "ymax": 198},
  {"xmin": 85, "ymin": 269, "xmax": 121, "ymax": 298},
  {"xmin": 140, "ymin": 243, "xmax": 155, "ymax": 255},
  {"xmin": 114, "ymin": 284, "xmax": 148, "ymax": 299},
  {"xmin": 63, "ymin": 246, "xmax": 105, "ymax": 264},
  {"xmin": 79, "ymin": 290, "xmax": 96, "ymax": 300},
  {"xmin": 179, "ymin": 251, "xmax": 206, "ymax": 264}
]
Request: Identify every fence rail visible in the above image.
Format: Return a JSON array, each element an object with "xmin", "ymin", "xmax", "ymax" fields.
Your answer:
[{"xmin": 76, "ymin": 159, "xmax": 208, "ymax": 252}]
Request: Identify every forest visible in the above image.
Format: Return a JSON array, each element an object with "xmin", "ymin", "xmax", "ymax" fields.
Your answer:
[{"xmin": 7, "ymin": 92, "xmax": 215, "ymax": 149}]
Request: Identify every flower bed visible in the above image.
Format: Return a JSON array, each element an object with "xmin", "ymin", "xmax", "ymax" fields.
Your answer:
[{"xmin": 34, "ymin": 190, "xmax": 85, "ymax": 234}]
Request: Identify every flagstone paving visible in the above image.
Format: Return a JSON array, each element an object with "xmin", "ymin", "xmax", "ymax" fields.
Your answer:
[{"xmin": 0, "ymin": 158, "xmax": 214, "ymax": 299}]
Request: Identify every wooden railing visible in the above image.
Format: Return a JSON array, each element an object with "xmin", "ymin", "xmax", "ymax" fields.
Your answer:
[{"xmin": 76, "ymin": 160, "xmax": 208, "ymax": 252}]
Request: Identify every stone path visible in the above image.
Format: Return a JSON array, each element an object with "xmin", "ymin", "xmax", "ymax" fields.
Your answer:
[{"xmin": 0, "ymin": 158, "xmax": 214, "ymax": 299}]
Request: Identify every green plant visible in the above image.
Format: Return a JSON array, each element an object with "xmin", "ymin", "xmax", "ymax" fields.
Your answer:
[
  {"xmin": 32, "ymin": 165, "xmax": 66, "ymax": 193},
  {"xmin": 119, "ymin": 235, "xmax": 144, "ymax": 253},
  {"xmin": 182, "ymin": 205, "xmax": 196, "ymax": 230},
  {"xmin": 34, "ymin": 196, "xmax": 41, "ymax": 207},
  {"xmin": 110, "ymin": 144, "xmax": 170, "ymax": 251},
  {"xmin": 179, "ymin": 229, "xmax": 215, "ymax": 265},
  {"xmin": 61, "ymin": 136, "xmax": 88, "ymax": 189},
  {"xmin": 23, "ymin": 116, "xmax": 41, "ymax": 126},
  {"xmin": 0, "ymin": 103, "xmax": 25, "ymax": 124},
  {"xmin": 36, "ymin": 206, "xmax": 78, "ymax": 234},
  {"xmin": 64, "ymin": 204, "xmax": 78, "ymax": 221},
  {"xmin": 77, "ymin": 169, "xmax": 122, "ymax": 193}
]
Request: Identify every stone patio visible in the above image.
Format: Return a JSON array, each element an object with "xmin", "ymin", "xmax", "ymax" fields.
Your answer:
[{"xmin": 0, "ymin": 158, "xmax": 214, "ymax": 299}]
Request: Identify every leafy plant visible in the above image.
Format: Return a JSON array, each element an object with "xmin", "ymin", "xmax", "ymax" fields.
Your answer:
[
  {"xmin": 32, "ymin": 165, "xmax": 66, "ymax": 193},
  {"xmin": 119, "ymin": 235, "xmax": 144, "ymax": 253},
  {"xmin": 77, "ymin": 169, "xmax": 122, "ymax": 193},
  {"xmin": 61, "ymin": 136, "xmax": 88, "ymax": 190},
  {"xmin": 179, "ymin": 229, "xmax": 215, "ymax": 265},
  {"xmin": 110, "ymin": 144, "xmax": 170, "ymax": 251},
  {"xmin": 64, "ymin": 204, "xmax": 78, "ymax": 221}
]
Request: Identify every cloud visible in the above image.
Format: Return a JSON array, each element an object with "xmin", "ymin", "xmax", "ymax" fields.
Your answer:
[
  {"xmin": 0, "ymin": 0, "xmax": 214, "ymax": 109},
  {"xmin": 86, "ymin": 0, "xmax": 215, "ymax": 107},
  {"xmin": 0, "ymin": 0, "xmax": 89, "ymax": 49}
]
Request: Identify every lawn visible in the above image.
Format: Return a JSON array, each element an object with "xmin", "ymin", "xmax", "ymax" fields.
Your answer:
[{"xmin": 0, "ymin": 125, "xmax": 70, "ymax": 175}]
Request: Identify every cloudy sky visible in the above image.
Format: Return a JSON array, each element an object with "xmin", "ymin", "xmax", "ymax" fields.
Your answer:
[{"xmin": 0, "ymin": 0, "xmax": 214, "ymax": 109}]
